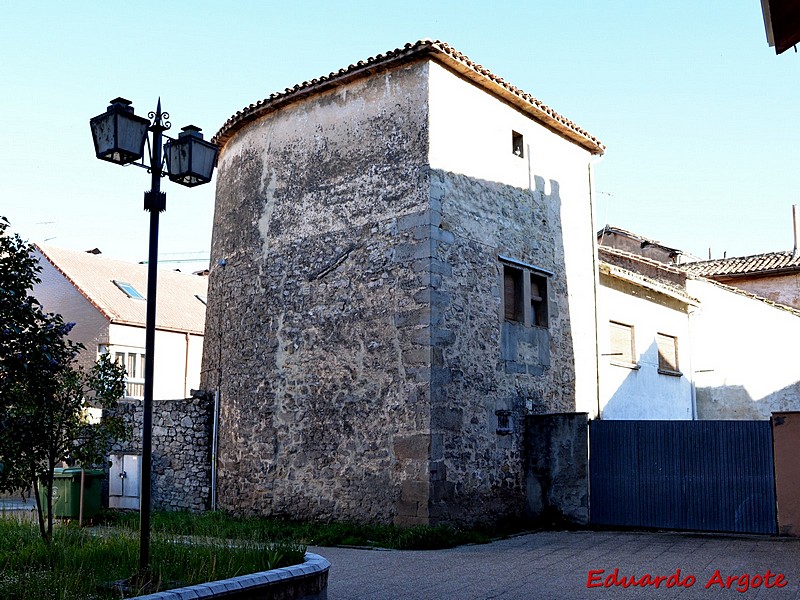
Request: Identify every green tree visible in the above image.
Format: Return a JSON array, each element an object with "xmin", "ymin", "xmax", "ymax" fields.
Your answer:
[{"xmin": 0, "ymin": 217, "xmax": 127, "ymax": 542}]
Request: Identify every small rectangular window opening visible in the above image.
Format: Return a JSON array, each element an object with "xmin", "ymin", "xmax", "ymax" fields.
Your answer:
[
  {"xmin": 113, "ymin": 350, "xmax": 146, "ymax": 398},
  {"xmin": 530, "ymin": 273, "xmax": 548, "ymax": 327},
  {"xmin": 609, "ymin": 321, "xmax": 636, "ymax": 365},
  {"xmin": 657, "ymin": 333, "xmax": 680, "ymax": 375},
  {"xmin": 503, "ymin": 266, "xmax": 524, "ymax": 322},
  {"xmin": 496, "ymin": 410, "xmax": 513, "ymax": 435},
  {"xmin": 512, "ymin": 131, "xmax": 524, "ymax": 158},
  {"xmin": 112, "ymin": 280, "xmax": 145, "ymax": 300}
]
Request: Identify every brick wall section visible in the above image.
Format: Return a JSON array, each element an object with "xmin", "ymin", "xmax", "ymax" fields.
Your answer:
[{"xmin": 111, "ymin": 397, "xmax": 211, "ymax": 511}]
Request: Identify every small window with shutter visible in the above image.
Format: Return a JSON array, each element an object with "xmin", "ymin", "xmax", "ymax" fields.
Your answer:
[
  {"xmin": 657, "ymin": 333, "xmax": 680, "ymax": 375},
  {"xmin": 609, "ymin": 321, "xmax": 636, "ymax": 366},
  {"xmin": 501, "ymin": 257, "xmax": 551, "ymax": 328},
  {"xmin": 504, "ymin": 266, "xmax": 524, "ymax": 322},
  {"xmin": 530, "ymin": 273, "xmax": 548, "ymax": 327}
]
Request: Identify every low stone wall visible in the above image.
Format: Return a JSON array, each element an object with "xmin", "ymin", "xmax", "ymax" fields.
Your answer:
[
  {"xmin": 110, "ymin": 397, "xmax": 212, "ymax": 511},
  {"xmin": 132, "ymin": 552, "xmax": 330, "ymax": 600}
]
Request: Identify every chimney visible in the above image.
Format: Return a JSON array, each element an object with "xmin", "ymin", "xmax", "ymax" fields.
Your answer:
[{"xmin": 794, "ymin": 205, "xmax": 800, "ymax": 257}]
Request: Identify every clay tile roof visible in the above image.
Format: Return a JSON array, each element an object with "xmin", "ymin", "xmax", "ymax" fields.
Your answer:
[
  {"xmin": 682, "ymin": 251, "xmax": 800, "ymax": 278},
  {"xmin": 214, "ymin": 39, "xmax": 604, "ymax": 155},
  {"xmin": 598, "ymin": 245, "xmax": 686, "ymax": 276},
  {"xmin": 35, "ymin": 245, "xmax": 207, "ymax": 335}
]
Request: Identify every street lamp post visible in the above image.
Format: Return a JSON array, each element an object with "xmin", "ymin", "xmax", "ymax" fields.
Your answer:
[{"xmin": 90, "ymin": 97, "xmax": 217, "ymax": 580}]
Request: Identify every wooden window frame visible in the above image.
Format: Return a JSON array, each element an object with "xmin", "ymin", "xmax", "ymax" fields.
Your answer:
[
  {"xmin": 504, "ymin": 265, "xmax": 524, "ymax": 323},
  {"xmin": 608, "ymin": 320, "xmax": 638, "ymax": 368},
  {"xmin": 530, "ymin": 272, "xmax": 548, "ymax": 328},
  {"xmin": 501, "ymin": 256, "xmax": 551, "ymax": 329},
  {"xmin": 657, "ymin": 332, "xmax": 681, "ymax": 376}
]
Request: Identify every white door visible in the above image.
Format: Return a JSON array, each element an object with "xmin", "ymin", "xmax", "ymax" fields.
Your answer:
[{"xmin": 109, "ymin": 454, "xmax": 140, "ymax": 509}]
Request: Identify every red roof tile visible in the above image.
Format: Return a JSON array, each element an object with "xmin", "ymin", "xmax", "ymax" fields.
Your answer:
[
  {"xmin": 214, "ymin": 39, "xmax": 605, "ymax": 155},
  {"xmin": 682, "ymin": 252, "xmax": 800, "ymax": 278}
]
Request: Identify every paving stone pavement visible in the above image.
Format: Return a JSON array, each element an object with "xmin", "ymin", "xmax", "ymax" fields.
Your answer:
[{"xmin": 312, "ymin": 530, "xmax": 800, "ymax": 600}]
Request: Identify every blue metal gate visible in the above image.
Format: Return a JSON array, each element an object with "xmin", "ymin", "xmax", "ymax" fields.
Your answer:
[{"xmin": 589, "ymin": 420, "xmax": 777, "ymax": 534}]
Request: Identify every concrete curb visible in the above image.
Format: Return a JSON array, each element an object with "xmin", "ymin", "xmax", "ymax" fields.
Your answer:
[{"xmin": 132, "ymin": 552, "xmax": 330, "ymax": 599}]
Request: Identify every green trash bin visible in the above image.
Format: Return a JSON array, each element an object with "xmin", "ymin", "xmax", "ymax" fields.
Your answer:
[{"xmin": 38, "ymin": 467, "xmax": 104, "ymax": 519}]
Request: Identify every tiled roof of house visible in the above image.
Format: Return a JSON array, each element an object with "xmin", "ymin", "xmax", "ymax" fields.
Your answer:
[
  {"xmin": 35, "ymin": 245, "xmax": 207, "ymax": 335},
  {"xmin": 599, "ymin": 261, "xmax": 700, "ymax": 306},
  {"xmin": 214, "ymin": 39, "xmax": 605, "ymax": 155},
  {"xmin": 598, "ymin": 245, "xmax": 687, "ymax": 279},
  {"xmin": 682, "ymin": 251, "xmax": 800, "ymax": 278},
  {"xmin": 600, "ymin": 246, "xmax": 800, "ymax": 317},
  {"xmin": 596, "ymin": 225, "xmax": 701, "ymax": 263},
  {"xmin": 598, "ymin": 246, "xmax": 697, "ymax": 304},
  {"xmin": 597, "ymin": 225, "xmax": 680, "ymax": 253}
]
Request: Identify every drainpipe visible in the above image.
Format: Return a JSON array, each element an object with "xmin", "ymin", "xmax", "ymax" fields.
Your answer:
[
  {"xmin": 687, "ymin": 305, "xmax": 699, "ymax": 420},
  {"xmin": 184, "ymin": 332, "xmax": 191, "ymax": 398},
  {"xmin": 211, "ymin": 389, "xmax": 220, "ymax": 511},
  {"xmin": 589, "ymin": 153, "xmax": 605, "ymax": 419},
  {"xmin": 211, "ymin": 257, "xmax": 227, "ymax": 512}
]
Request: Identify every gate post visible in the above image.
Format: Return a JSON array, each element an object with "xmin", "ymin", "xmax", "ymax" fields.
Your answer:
[{"xmin": 772, "ymin": 411, "xmax": 800, "ymax": 536}]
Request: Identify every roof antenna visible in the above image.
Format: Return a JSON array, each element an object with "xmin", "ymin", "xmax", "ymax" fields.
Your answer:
[{"xmin": 793, "ymin": 205, "xmax": 799, "ymax": 257}]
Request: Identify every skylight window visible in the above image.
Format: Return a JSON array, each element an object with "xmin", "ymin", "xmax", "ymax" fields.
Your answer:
[{"xmin": 113, "ymin": 280, "xmax": 145, "ymax": 300}]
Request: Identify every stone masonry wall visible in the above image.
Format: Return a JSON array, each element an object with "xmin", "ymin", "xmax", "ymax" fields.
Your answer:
[
  {"xmin": 202, "ymin": 61, "xmax": 435, "ymax": 524},
  {"xmin": 425, "ymin": 170, "xmax": 577, "ymax": 524},
  {"xmin": 111, "ymin": 397, "xmax": 211, "ymax": 511},
  {"xmin": 202, "ymin": 54, "xmax": 594, "ymax": 527},
  {"xmin": 524, "ymin": 413, "xmax": 589, "ymax": 525}
]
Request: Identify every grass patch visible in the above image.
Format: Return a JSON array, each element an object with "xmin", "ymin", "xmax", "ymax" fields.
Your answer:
[
  {"xmin": 0, "ymin": 519, "xmax": 305, "ymax": 599},
  {"xmin": 99, "ymin": 509, "xmax": 500, "ymax": 550}
]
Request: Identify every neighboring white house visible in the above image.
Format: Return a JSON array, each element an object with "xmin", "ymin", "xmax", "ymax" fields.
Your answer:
[
  {"xmin": 597, "ymin": 228, "xmax": 800, "ymax": 421},
  {"xmin": 687, "ymin": 276, "xmax": 800, "ymax": 419},
  {"xmin": 33, "ymin": 245, "xmax": 207, "ymax": 400},
  {"xmin": 597, "ymin": 246, "xmax": 696, "ymax": 420},
  {"xmin": 684, "ymin": 251, "xmax": 800, "ymax": 310}
]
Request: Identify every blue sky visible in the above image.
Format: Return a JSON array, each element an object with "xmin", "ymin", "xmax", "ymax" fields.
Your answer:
[{"xmin": 1, "ymin": 1, "xmax": 798, "ymax": 267}]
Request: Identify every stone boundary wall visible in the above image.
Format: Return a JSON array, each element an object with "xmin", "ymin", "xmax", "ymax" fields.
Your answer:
[{"xmin": 110, "ymin": 397, "xmax": 212, "ymax": 511}]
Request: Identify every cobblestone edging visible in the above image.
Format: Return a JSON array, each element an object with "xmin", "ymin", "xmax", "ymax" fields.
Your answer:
[{"xmin": 132, "ymin": 552, "xmax": 330, "ymax": 600}]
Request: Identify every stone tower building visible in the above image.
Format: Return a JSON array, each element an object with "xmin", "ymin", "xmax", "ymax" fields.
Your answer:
[{"xmin": 202, "ymin": 40, "xmax": 604, "ymax": 526}]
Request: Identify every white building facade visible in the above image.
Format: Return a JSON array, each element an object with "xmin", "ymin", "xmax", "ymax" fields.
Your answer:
[{"xmin": 34, "ymin": 245, "xmax": 207, "ymax": 400}]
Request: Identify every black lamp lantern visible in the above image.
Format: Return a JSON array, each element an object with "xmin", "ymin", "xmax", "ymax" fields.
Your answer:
[
  {"xmin": 89, "ymin": 98, "xmax": 150, "ymax": 165},
  {"xmin": 164, "ymin": 125, "xmax": 219, "ymax": 187}
]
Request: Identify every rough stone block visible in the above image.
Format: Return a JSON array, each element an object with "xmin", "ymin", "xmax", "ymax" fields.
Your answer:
[
  {"xmin": 400, "ymin": 479, "xmax": 429, "ymax": 503},
  {"xmin": 432, "ymin": 406, "xmax": 463, "ymax": 431},
  {"xmin": 431, "ymin": 480, "xmax": 455, "ymax": 503},
  {"xmin": 393, "ymin": 434, "xmax": 429, "ymax": 460},
  {"xmin": 402, "ymin": 346, "xmax": 431, "ymax": 366}
]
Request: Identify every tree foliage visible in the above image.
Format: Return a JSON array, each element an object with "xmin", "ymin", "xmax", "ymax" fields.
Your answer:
[{"xmin": 0, "ymin": 217, "xmax": 128, "ymax": 542}]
